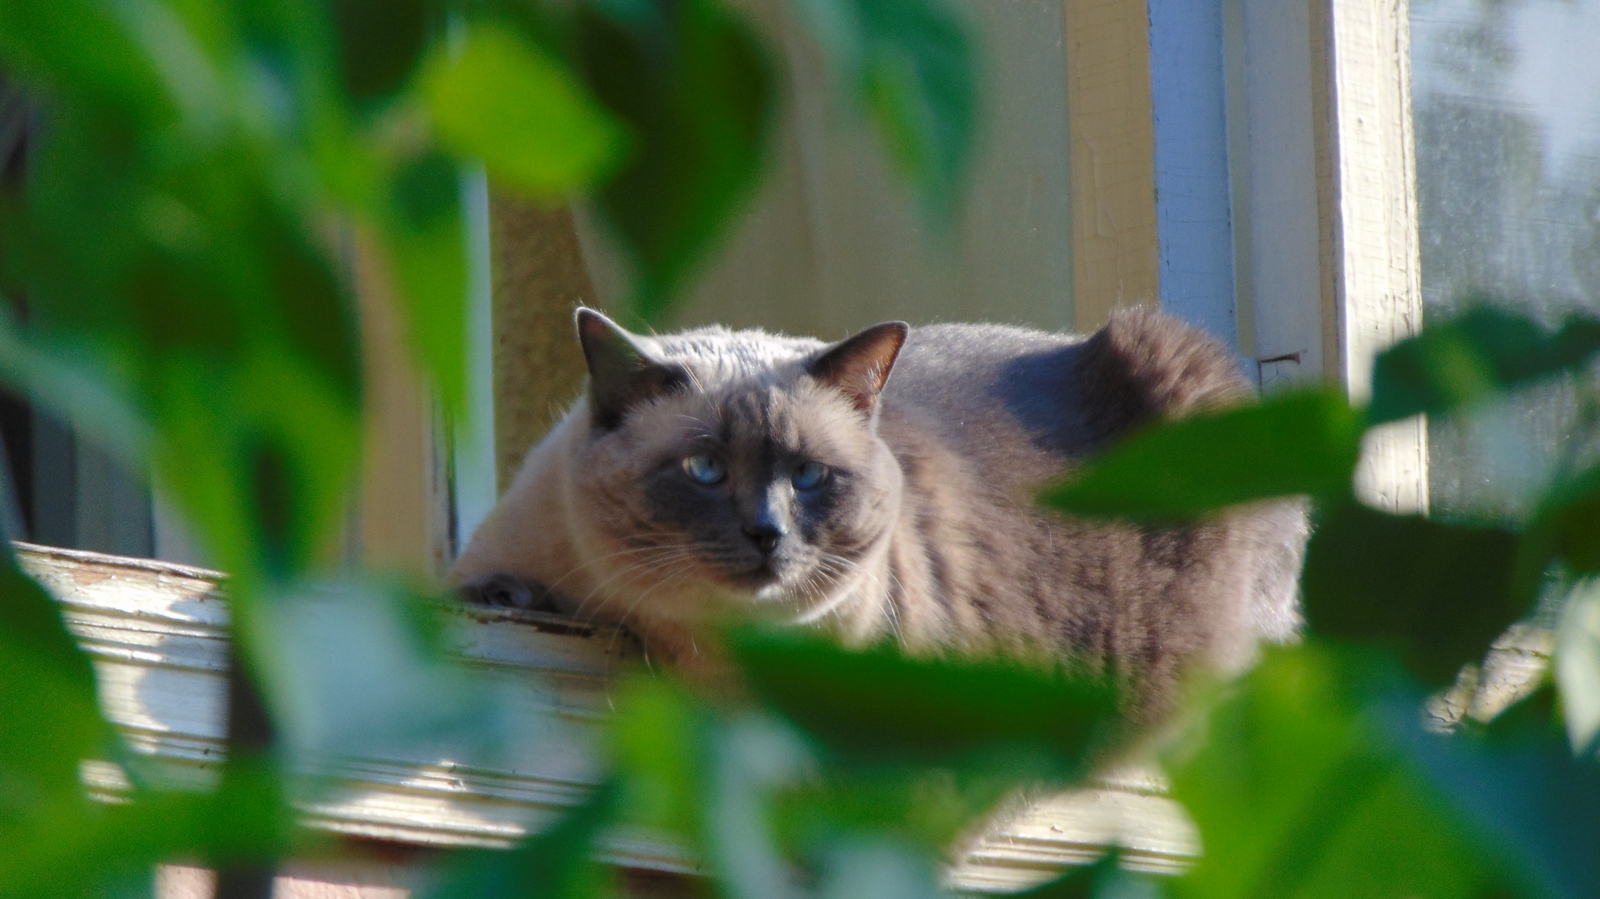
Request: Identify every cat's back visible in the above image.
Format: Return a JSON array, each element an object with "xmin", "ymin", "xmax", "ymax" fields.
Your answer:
[
  {"xmin": 870, "ymin": 308, "xmax": 1302, "ymax": 710},
  {"xmin": 882, "ymin": 308, "xmax": 1251, "ymax": 489}
]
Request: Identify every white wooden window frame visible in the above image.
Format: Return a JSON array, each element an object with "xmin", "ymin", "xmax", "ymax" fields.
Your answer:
[
  {"xmin": 1148, "ymin": 0, "xmax": 1427, "ymax": 514},
  {"xmin": 452, "ymin": 165, "xmax": 500, "ymax": 557}
]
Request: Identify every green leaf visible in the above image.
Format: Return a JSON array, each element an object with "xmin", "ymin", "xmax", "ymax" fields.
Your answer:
[
  {"xmin": 1555, "ymin": 577, "xmax": 1600, "ymax": 754},
  {"xmin": 1302, "ymin": 501, "xmax": 1525, "ymax": 686},
  {"xmin": 332, "ymin": 0, "xmax": 434, "ymax": 103},
  {"xmin": 1168, "ymin": 645, "xmax": 1516, "ymax": 899},
  {"xmin": 608, "ymin": 677, "xmax": 710, "ymax": 838},
  {"xmin": 6, "ymin": 107, "xmax": 364, "ymax": 587},
  {"xmin": 425, "ymin": 783, "xmax": 618, "ymax": 899},
  {"xmin": 729, "ymin": 628, "xmax": 1117, "ymax": 772},
  {"xmin": 578, "ymin": 0, "xmax": 774, "ymax": 319},
  {"xmin": 0, "ymin": 0, "xmax": 172, "ymax": 124},
  {"xmin": 421, "ymin": 22, "xmax": 627, "ymax": 198},
  {"xmin": 814, "ymin": 839, "xmax": 948, "ymax": 899},
  {"xmin": 144, "ymin": 273, "xmax": 363, "ymax": 586},
  {"xmin": 789, "ymin": 0, "xmax": 977, "ymax": 222},
  {"xmin": 244, "ymin": 581, "xmax": 522, "ymax": 762},
  {"xmin": 704, "ymin": 714, "xmax": 813, "ymax": 899},
  {"xmin": 1394, "ymin": 713, "xmax": 1600, "ymax": 899},
  {"xmin": 1041, "ymin": 389, "xmax": 1363, "ymax": 521},
  {"xmin": 1013, "ymin": 854, "xmax": 1150, "ymax": 899},
  {"xmin": 381, "ymin": 149, "xmax": 468, "ymax": 415},
  {"xmin": 0, "ymin": 307, "xmax": 147, "ymax": 454},
  {"xmin": 0, "ymin": 547, "xmax": 110, "ymax": 829},
  {"xmin": 0, "ymin": 758, "xmax": 294, "ymax": 899},
  {"xmin": 772, "ymin": 768, "xmax": 1019, "ymax": 857},
  {"xmin": 1369, "ymin": 303, "xmax": 1600, "ymax": 426},
  {"xmin": 1530, "ymin": 464, "xmax": 1600, "ymax": 576}
]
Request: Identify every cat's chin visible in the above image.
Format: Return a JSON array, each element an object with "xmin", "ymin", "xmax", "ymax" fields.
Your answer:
[
  {"xmin": 718, "ymin": 574, "xmax": 798, "ymax": 609},
  {"xmin": 751, "ymin": 581, "xmax": 792, "ymax": 604},
  {"xmin": 720, "ymin": 564, "xmax": 782, "ymax": 592},
  {"xmin": 677, "ymin": 558, "xmax": 845, "ymax": 619},
  {"xmin": 709, "ymin": 569, "xmax": 826, "ymax": 613},
  {"xmin": 715, "ymin": 555, "xmax": 822, "ymax": 596}
]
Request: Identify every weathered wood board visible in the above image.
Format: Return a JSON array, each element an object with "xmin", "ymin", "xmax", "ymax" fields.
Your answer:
[{"xmin": 19, "ymin": 540, "xmax": 1203, "ymax": 892}]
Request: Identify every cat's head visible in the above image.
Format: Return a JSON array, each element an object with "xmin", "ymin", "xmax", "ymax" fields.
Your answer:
[{"xmin": 566, "ymin": 308, "xmax": 908, "ymax": 623}]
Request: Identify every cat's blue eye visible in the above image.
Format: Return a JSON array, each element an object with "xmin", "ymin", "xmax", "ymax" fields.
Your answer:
[
  {"xmin": 682, "ymin": 454, "xmax": 726, "ymax": 485},
  {"xmin": 792, "ymin": 461, "xmax": 829, "ymax": 491}
]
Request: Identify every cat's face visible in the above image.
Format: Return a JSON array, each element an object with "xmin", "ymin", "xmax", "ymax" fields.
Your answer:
[{"xmin": 568, "ymin": 311, "xmax": 907, "ymax": 622}]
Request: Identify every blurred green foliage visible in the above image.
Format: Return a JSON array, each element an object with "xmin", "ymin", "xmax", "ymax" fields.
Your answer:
[
  {"xmin": 1041, "ymin": 389, "xmax": 1364, "ymax": 519},
  {"xmin": 1034, "ymin": 307, "xmax": 1600, "ymax": 899},
  {"xmin": 787, "ymin": 0, "xmax": 976, "ymax": 224},
  {"xmin": 0, "ymin": 2, "xmax": 1598, "ymax": 899}
]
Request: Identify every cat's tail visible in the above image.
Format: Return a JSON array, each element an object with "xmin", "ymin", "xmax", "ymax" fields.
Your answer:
[
  {"xmin": 1081, "ymin": 305, "xmax": 1254, "ymax": 421},
  {"xmin": 1077, "ymin": 305, "xmax": 1308, "ymax": 649}
]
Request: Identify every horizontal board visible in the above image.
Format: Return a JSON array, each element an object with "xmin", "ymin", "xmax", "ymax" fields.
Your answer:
[{"xmin": 17, "ymin": 541, "xmax": 1202, "ymax": 891}]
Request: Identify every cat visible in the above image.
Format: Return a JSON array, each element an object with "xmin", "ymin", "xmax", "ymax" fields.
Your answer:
[{"xmin": 451, "ymin": 307, "xmax": 1307, "ymax": 723}]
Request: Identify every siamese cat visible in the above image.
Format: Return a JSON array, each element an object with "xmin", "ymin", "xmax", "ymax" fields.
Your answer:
[{"xmin": 452, "ymin": 307, "xmax": 1306, "ymax": 723}]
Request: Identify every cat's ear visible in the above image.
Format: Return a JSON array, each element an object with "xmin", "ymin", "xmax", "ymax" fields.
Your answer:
[
  {"xmin": 575, "ymin": 308, "xmax": 686, "ymax": 430},
  {"xmin": 808, "ymin": 321, "xmax": 909, "ymax": 414}
]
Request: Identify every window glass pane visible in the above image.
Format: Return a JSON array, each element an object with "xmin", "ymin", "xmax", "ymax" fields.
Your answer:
[{"xmin": 1411, "ymin": 0, "xmax": 1600, "ymax": 521}]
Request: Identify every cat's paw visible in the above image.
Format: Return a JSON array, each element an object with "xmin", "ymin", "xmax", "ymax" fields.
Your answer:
[{"xmin": 458, "ymin": 572, "xmax": 562, "ymax": 613}]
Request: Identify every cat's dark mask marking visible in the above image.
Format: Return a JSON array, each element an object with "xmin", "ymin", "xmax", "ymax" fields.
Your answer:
[
  {"xmin": 576, "ymin": 308, "xmax": 689, "ymax": 431},
  {"xmin": 807, "ymin": 321, "xmax": 909, "ymax": 414}
]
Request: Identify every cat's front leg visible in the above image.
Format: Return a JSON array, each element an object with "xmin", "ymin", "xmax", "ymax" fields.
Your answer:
[
  {"xmin": 456, "ymin": 573, "xmax": 746, "ymax": 698},
  {"xmin": 457, "ymin": 572, "xmax": 565, "ymax": 614}
]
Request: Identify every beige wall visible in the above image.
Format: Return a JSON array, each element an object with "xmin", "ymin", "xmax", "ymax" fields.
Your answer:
[
  {"xmin": 1064, "ymin": 0, "xmax": 1160, "ymax": 331},
  {"xmin": 486, "ymin": 198, "xmax": 596, "ymax": 491},
  {"xmin": 484, "ymin": 0, "xmax": 1165, "ymax": 477},
  {"xmin": 574, "ymin": 0, "xmax": 1086, "ymax": 338}
]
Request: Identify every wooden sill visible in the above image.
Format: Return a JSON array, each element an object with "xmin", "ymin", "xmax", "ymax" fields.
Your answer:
[{"xmin": 18, "ymin": 541, "xmax": 1200, "ymax": 893}]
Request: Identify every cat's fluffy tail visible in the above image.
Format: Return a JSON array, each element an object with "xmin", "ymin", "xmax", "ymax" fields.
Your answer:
[
  {"xmin": 1080, "ymin": 305, "xmax": 1308, "ymax": 649},
  {"xmin": 1088, "ymin": 305, "xmax": 1255, "ymax": 419}
]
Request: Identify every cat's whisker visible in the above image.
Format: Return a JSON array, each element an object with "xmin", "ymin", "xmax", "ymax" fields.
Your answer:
[
  {"xmin": 674, "ymin": 413, "xmax": 718, "ymax": 441},
  {"xmin": 681, "ymin": 363, "xmax": 708, "ymax": 397},
  {"xmin": 817, "ymin": 552, "xmax": 854, "ymax": 579},
  {"xmin": 542, "ymin": 542, "xmax": 697, "ymax": 595},
  {"xmin": 574, "ymin": 551, "xmax": 685, "ymax": 597},
  {"xmin": 795, "ymin": 553, "xmax": 854, "ymax": 604},
  {"xmin": 573, "ymin": 548, "xmax": 697, "ymax": 617},
  {"xmin": 603, "ymin": 556, "xmax": 701, "ymax": 658},
  {"xmin": 801, "ymin": 557, "xmax": 846, "ymax": 595},
  {"xmin": 886, "ymin": 570, "xmax": 908, "ymax": 643},
  {"xmin": 563, "ymin": 555, "xmax": 669, "ymax": 623},
  {"xmin": 568, "ymin": 546, "xmax": 699, "ymax": 624}
]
